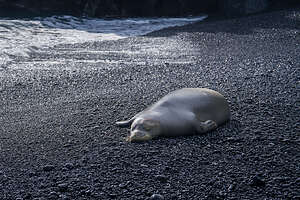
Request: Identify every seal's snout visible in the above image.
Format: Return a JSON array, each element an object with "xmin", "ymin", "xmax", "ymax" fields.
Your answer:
[{"xmin": 128, "ymin": 130, "xmax": 152, "ymax": 142}]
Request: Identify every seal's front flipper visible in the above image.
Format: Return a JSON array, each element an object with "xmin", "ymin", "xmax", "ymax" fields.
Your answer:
[
  {"xmin": 195, "ymin": 120, "xmax": 218, "ymax": 134},
  {"xmin": 116, "ymin": 118, "xmax": 134, "ymax": 128}
]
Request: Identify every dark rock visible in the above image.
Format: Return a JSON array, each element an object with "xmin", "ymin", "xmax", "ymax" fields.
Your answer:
[
  {"xmin": 219, "ymin": 0, "xmax": 269, "ymax": 17},
  {"xmin": 149, "ymin": 194, "xmax": 164, "ymax": 200},
  {"xmin": 60, "ymin": 195, "xmax": 70, "ymax": 200},
  {"xmin": 85, "ymin": 190, "xmax": 92, "ymax": 196},
  {"xmin": 108, "ymin": 193, "xmax": 118, "ymax": 198},
  {"xmin": 87, "ymin": 0, "xmax": 219, "ymax": 17},
  {"xmin": 121, "ymin": 0, "xmax": 158, "ymax": 16},
  {"xmin": 249, "ymin": 175, "xmax": 266, "ymax": 187},
  {"xmin": 0, "ymin": 0, "xmax": 299, "ymax": 18},
  {"xmin": 119, "ymin": 181, "xmax": 130, "ymax": 189},
  {"xmin": 272, "ymin": 176, "xmax": 290, "ymax": 183},
  {"xmin": 226, "ymin": 137, "xmax": 244, "ymax": 143},
  {"xmin": 42, "ymin": 165, "xmax": 55, "ymax": 172},
  {"xmin": 228, "ymin": 184, "xmax": 235, "ymax": 191},
  {"xmin": 23, "ymin": 193, "xmax": 32, "ymax": 200},
  {"xmin": 28, "ymin": 171, "xmax": 38, "ymax": 177},
  {"xmin": 155, "ymin": 175, "xmax": 168, "ymax": 183},
  {"xmin": 58, "ymin": 183, "xmax": 69, "ymax": 192},
  {"xmin": 81, "ymin": 155, "xmax": 89, "ymax": 164},
  {"xmin": 0, "ymin": 0, "xmax": 84, "ymax": 17},
  {"xmin": 48, "ymin": 191, "xmax": 59, "ymax": 199},
  {"xmin": 1, "ymin": 173, "xmax": 9, "ymax": 182},
  {"xmin": 64, "ymin": 162, "xmax": 74, "ymax": 170}
]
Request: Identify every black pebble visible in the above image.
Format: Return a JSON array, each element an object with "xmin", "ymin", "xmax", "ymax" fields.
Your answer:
[
  {"xmin": 42, "ymin": 165, "xmax": 55, "ymax": 172},
  {"xmin": 48, "ymin": 191, "xmax": 59, "ymax": 199},
  {"xmin": 250, "ymin": 175, "xmax": 266, "ymax": 187},
  {"xmin": 149, "ymin": 194, "xmax": 164, "ymax": 200},
  {"xmin": 155, "ymin": 175, "xmax": 168, "ymax": 183},
  {"xmin": 64, "ymin": 163, "xmax": 74, "ymax": 170},
  {"xmin": 58, "ymin": 183, "xmax": 69, "ymax": 192}
]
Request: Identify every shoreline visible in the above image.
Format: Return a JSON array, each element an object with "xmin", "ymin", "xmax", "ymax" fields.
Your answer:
[{"xmin": 0, "ymin": 7, "xmax": 299, "ymax": 200}]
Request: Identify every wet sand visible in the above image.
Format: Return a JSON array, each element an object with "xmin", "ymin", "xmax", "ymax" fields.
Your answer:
[{"xmin": 0, "ymin": 8, "xmax": 299, "ymax": 199}]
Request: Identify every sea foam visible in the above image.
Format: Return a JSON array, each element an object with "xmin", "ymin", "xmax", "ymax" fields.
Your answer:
[{"xmin": 0, "ymin": 15, "xmax": 207, "ymax": 66}]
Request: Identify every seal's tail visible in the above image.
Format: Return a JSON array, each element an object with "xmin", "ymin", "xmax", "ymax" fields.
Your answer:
[{"xmin": 115, "ymin": 118, "xmax": 134, "ymax": 128}]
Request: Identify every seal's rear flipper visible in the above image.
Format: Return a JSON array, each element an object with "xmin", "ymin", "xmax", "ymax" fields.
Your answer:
[
  {"xmin": 195, "ymin": 120, "xmax": 218, "ymax": 134},
  {"xmin": 116, "ymin": 118, "xmax": 134, "ymax": 128}
]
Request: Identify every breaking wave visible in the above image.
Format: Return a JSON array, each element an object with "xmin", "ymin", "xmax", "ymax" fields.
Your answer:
[{"xmin": 0, "ymin": 15, "xmax": 207, "ymax": 66}]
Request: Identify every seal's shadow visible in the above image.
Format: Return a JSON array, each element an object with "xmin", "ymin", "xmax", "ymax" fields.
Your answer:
[{"xmin": 128, "ymin": 119, "xmax": 243, "ymax": 144}]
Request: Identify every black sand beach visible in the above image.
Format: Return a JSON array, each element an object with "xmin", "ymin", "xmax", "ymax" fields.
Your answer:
[{"xmin": 0, "ymin": 8, "xmax": 299, "ymax": 200}]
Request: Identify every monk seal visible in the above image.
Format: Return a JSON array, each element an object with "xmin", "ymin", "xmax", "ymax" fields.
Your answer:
[{"xmin": 116, "ymin": 88, "xmax": 230, "ymax": 142}]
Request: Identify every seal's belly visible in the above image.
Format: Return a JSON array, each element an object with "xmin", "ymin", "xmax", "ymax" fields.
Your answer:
[{"xmin": 159, "ymin": 109, "xmax": 197, "ymax": 136}]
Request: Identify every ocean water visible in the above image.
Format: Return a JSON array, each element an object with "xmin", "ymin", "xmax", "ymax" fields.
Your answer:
[{"xmin": 0, "ymin": 15, "xmax": 207, "ymax": 67}]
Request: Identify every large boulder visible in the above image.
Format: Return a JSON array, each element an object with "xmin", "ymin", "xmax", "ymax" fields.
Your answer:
[
  {"xmin": 219, "ymin": 0, "xmax": 269, "ymax": 17},
  {"xmin": 0, "ymin": 0, "xmax": 218, "ymax": 17},
  {"xmin": 154, "ymin": 0, "xmax": 218, "ymax": 16},
  {"xmin": 0, "ymin": 0, "xmax": 86, "ymax": 17},
  {"xmin": 120, "ymin": 0, "xmax": 158, "ymax": 16},
  {"xmin": 0, "ymin": 0, "xmax": 299, "ymax": 18},
  {"xmin": 86, "ymin": 0, "xmax": 218, "ymax": 17},
  {"xmin": 83, "ymin": 0, "xmax": 120, "ymax": 17}
]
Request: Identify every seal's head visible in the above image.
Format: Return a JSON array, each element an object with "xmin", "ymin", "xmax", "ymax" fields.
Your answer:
[{"xmin": 127, "ymin": 118, "xmax": 160, "ymax": 142}]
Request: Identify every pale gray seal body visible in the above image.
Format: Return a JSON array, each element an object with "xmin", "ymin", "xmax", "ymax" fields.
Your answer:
[{"xmin": 116, "ymin": 88, "xmax": 230, "ymax": 142}]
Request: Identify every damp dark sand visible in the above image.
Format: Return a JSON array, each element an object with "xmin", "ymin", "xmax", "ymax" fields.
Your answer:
[{"xmin": 0, "ymin": 8, "xmax": 299, "ymax": 199}]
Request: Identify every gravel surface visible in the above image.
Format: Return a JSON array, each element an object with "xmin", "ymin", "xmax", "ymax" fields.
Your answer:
[{"xmin": 0, "ymin": 8, "xmax": 299, "ymax": 200}]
